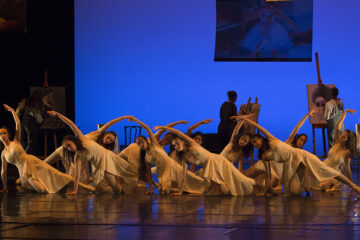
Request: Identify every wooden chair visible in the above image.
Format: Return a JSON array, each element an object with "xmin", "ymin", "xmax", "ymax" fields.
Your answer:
[{"xmin": 119, "ymin": 126, "xmax": 142, "ymax": 151}]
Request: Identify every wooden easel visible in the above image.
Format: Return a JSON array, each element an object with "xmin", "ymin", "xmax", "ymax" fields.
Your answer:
[
  {"xmin": 238, "ymin": 97, "xmax": 261, "ymax": 169},
  {"xmin": 312, "ymin": 52, "xmax": 327, "ymax": 158}
]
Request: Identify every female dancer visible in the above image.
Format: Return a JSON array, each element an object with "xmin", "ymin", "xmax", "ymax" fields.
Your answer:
[
  {"xmin": 154, "ymin": 126, "xmax": 256, "ymax": 196},
  {"xmin": 0, "ymin": 104, "xmax": 95, "ymax": 194},
  {"xmin": 240, "ymin": 110, "xmax": 314, "ymax": 188},
  {"xmin": 123, "ymin": 116, "xmax": 205, "ymax": 195},
  {"xmin": 48, "ymin": 111, "xmax": 138, "ymax": 194},
  {"xmin": 166, "ymin": 119, "xmax": 213, "ymax": 172},
  {"xmin": 43, "ymin": 116, "xmax": 127, "ymax": 184},
  {"xmin": 237, "ymin": 116, "xmax": 360, "ymax": 196},
  {"xmin": 319, "ymin": 109, "xmax": 356, "ymax": 191},
  {"xmin": 220, "ymin": 115, "xmax": 254, "ymax": 171}
]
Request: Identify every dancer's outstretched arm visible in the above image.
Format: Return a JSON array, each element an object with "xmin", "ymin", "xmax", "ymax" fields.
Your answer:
[
  {"xmin": 230, "ymin": 120, "xmax": 244, "ymax": 143},
  {"xmin": 0, "ymin": 152, "xmax": 8, "ymax": 192},
  {"xmin": 263, "ymin": 161, "xmax": 272, "ymax": 194},
  {"xmin": 171, "ymin": 161, "xmax": 187, "ymax": 196},
  {"xmin": 123, "ymin": 116, "xmax": 158, "ymax": 145},
  {"xmin": 186, "ymin": 119, "xmax": 213, "ymax": 136},
  {"xmin": 154, "ymin": 120, "xmax": 189, "ymax": 141},
  {"xmin": 154, "ymin": 126, "xmax": 197, "ymax": 146},
  {"xmin": 44, "ymin": 147, "xmax": 63, "ymax": 165},
  {"xmin": 334, "ymin": 109, "xmax": 356, "ymax": 143},
  {"xmin": 145, "ymin": 162, "xmax": 154, "ymax": 194},
  {"xmin": 87, "ymin": 116, "xmax": 127, "ymax": 138},
  {"xmin": 3, "ymin": 104, "xmax": 21, "ymax": 143},
  {"xmin": 286, "ymin": 109, "xmax": 317, "ymax": 144},
  {"xmin": 233, "ymin": 116, "xmax": 276, "ymax": 140},
  {"xmin": 66, "ymin": 153, "xmax": 82, "ymax": 195},
  {"xmin": 48, "ymin": 111, "xmax": 84, "ymax": 137}
]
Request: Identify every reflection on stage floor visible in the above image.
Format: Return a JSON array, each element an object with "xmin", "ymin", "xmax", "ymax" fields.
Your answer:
[{"xmin": 1, "ymin": 169, "xmax": 360, "ymax": 239}]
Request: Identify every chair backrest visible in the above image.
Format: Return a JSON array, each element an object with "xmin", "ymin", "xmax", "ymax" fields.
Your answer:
[{"xmin": 125, "ymin": 126, "xmax": 142, "ymax": 146}]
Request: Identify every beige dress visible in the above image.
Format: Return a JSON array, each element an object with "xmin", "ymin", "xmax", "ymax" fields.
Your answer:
[
  {"xmin": 271, "ymin": 139, "xmax": 341, "ymax": 190},
  {"xmin": 3, "ymin": 141, "xmax": 76, "ymax": 193},
  {"xmin": 185, "ymin": 145, "xmax": 255, "ymax": 196},
  {"xmin": 119, "ymin": 143, "xmax": 143, "ymax": 176},
  {"xmin": 145, "ymin": 145, "xmax": 205, "ymax": 194},
  {"xmin": 44, "ymin": 146, "xmax": 90, "ymax": 184},
  {"xmin": 323, "ymin": 144, "xmax": 347, "ymax": 173},
  {"xmin": 80, "ymin": 137, "xmax": 138, "ymax": 191}
]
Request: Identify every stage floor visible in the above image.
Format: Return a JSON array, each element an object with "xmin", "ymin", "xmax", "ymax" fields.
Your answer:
[{"xmin": 1, "ymin": 169, "xmax": 360, "ymax": 239}]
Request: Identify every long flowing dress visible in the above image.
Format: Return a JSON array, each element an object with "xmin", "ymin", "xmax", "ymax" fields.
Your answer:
[
  {"xmin": 187, "ymin": 145, "xmax": 255, "ymax": 196},
  {"xmin": 145, "ymin": 145, "xmax": 205, "ymax": 194},
  {"xmin": 271, "ymin": 139, "xmax": 341, "ymax": 190},
  {"xmin": 80, "ymin": 137, "xmax": 139, "ymax": 192},
  {"xmin": 44, "ymin": 146, "xmax": 90, "ymax": 184},
  {"xmin": 3, "ymin": 141, "xmax": 86, "ymax": 193}
]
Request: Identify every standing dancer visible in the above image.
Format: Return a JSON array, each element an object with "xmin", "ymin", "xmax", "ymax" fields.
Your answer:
[{"xmin": 0, "ymin": 104, "xmax": 95, "ymax": 194}]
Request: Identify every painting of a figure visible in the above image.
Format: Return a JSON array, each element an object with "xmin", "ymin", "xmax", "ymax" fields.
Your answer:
[
  {"xmin": 215, "ymin": 0, "xmax": 313, "ymax": 61},
  {"xmin": 0, "ymin": 0, "xmax": 27, "ymax": 33},
  {"xmin": 30, "ymin": 87, "xmax": 66, "ymax": 128},
  {"xmin": 356, "ymin": 123, "xmax": 360, "ymax": 156},
  {"xmin": 307, "ymin": 84, "xmax": 336, "ymax": 125}
]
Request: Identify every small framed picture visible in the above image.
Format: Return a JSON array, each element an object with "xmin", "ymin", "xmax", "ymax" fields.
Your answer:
[{"xmin": 0, "ymin": 0, "xmax": 27, "ymax": 34}]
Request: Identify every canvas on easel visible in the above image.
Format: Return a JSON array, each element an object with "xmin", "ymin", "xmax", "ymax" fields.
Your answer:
[{"xmin": 306, "ymin": 84, "xmax": 335, "ymax": 125}]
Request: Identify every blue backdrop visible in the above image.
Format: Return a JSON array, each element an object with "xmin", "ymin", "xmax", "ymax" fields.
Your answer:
[{"xmin": 75, "ymin": 0, "xmax": 360, "ymax": 155}]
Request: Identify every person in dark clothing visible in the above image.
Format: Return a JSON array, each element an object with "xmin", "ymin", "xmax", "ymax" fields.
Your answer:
[
  {"xmin": 16, "ymin": 88, "xmax": 52, "ymax": 155},
  {"xmin": 218, "ymin": 90, "xmax": 238, "ymax": 150}
]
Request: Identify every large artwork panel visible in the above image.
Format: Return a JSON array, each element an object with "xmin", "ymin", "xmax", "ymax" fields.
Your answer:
[{"xmin": 215, "ymin": 0, "xmax": 313, "ymax": 61}]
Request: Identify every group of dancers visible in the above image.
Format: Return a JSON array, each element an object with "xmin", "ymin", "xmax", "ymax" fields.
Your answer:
[{"xmin": 0, "ymin": 103, "xmax": 359, "ymax": 198}]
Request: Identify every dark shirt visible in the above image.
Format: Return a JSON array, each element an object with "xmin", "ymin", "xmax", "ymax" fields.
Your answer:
[{"xmin": 219, "ymin": 101, "xmax": 237, "ymax": 124}]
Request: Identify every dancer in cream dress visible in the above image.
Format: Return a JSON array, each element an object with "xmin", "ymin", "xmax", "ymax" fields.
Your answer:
[
  {"xmin": 239, "ymin": 110, "xmax": 315, "ymax": 189},
  {"xmin": 0, "ymin": 104, "xmax": 95, "ymax": 194},
  {"xmin": 238, "ymin": 116, "xmax": 360, "ymax": 196},
  {"xmin": 166, "ymin": 119, "xmax": 213, "ymax": 172},
  {"xmin": 43, "ymin": 116, "xmax": 127, "ymax": 185},
  {"xmin": 155, "ymin": 126, "xmax": 256, "ymax": 196},
  {"xmin": 220, "ymin": 114, "xmax": 255, "ymax": 171},
  {"xmin": 319, "ymin": 109, "xmax": 357, "ymax": 191},
  {"xmin": 123, "ymin": 116, "xmax": 205, "ymax": 195},
  {"xmin": 48, "ymin": 111, "xmax": 138, "ymax": 194}
]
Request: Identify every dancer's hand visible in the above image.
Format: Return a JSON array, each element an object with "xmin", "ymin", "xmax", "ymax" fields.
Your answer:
[
  {"xmin": 47, "ymin": 111, "xmax": 58, "ymax": 117},
  {"xmin": 3, "ymin": 104, "xmax": 14, "ymax": 112},
  {"xmin": 310, "ymin": 108, "xmax": 318, "ymax": 116},
  {"xmin": 66, "ymin": 191, "xmax": 77, "ymax": 195},
  {"xmin": 0, "ymin": 188, "xmax": 8, "ymax": 193},
  {"xmin": 124, "ymin": 116, "xmax": 137, "ymax": 122},
  {"xmin": 346, "ymin": 109, "xmax": 357, "ymax": 115},
  {"xmin": 202, "ymin": 119, "xmax": 213, "ymax": 124},
  {"xmin": 178, "ymin": 120, "xmax": 189, "ymax": 124}
]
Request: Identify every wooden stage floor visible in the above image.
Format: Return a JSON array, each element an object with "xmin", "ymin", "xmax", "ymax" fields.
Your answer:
[{"xmin": 1, "ymin": 169, "xmax": 360, "ymax": 239}]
